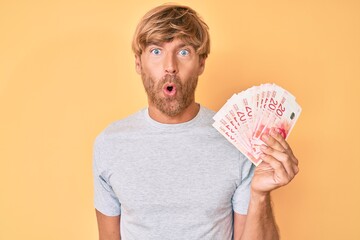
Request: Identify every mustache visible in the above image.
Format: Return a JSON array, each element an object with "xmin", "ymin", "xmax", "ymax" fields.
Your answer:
[
  {"xmin": 157, "ymin": 75, "xmax": 181, "ymax": 91},
  {"xmin": 162, "ymin": 74, "xmax": 180, "ymax": 83}
]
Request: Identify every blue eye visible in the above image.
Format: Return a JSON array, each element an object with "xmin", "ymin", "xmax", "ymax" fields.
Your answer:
[
  {"xmin": 179, "ymin": 49, "xmax": 189, "ymax": 56},
  {"xmin": 151, "ymin": 48, "xmax": 161, "ymax": 55}
]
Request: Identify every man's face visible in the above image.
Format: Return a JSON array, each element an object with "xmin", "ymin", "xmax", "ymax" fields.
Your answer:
[{"xmin": 135, "ymin": 38, "xmax": 205, "ymax": 117}]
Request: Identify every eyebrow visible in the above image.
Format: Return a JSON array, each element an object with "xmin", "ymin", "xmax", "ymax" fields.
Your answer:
[
  {"xmin": 147, "ymin": 42, "xmax": 191, "ymax": 49},
  {"xmin": 147, "ymin": 41, "xmax": 163, "ymax": 47}
]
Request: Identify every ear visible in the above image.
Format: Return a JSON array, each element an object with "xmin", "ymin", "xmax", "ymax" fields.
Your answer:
[
  {"xmin": 135, "ymin": 55, "xmax": 142, "ymax": 74},
  {"xmin": 198, "ymin": 56, "xmax": 207, "ymax": 76}
]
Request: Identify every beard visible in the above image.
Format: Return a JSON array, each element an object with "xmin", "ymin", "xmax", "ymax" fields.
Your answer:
[{"xmin": 141, "ymin": 72, "xmax": 198, "ymax": 117}]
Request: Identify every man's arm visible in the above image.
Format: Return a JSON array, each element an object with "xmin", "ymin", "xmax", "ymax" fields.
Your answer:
[
  {"xmin": 96, "ymin": 210, "xmax": 121, "ymax": 240},
  {"xmin": 233, "ymin": 194, "xmax": 279, "ymax": 240},
  {"xmin": 234, "ymin": 128, "xmax": 299, "ymax": 240}
]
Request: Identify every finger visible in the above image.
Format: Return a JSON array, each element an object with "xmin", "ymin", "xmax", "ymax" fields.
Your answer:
[
  {"xmin": 261, "ymin": 145, "xmax": 296, "ymax": 178},
  {"xmin": 269, "ymin": 128, "xmax": 291, "ymax": 152},
  {"xmin": 269, "ymin": 128, "xmax": 299, "ymax": 166},
  {"xmin": 261, "ymin": 133, "xmax": 284, "ymax": 152},
  {"xmin": 259, "ymin": 153, "xmax": 290, "ymax": 186}
]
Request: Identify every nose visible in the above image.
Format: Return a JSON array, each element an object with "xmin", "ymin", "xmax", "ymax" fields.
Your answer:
[{"xmin": 163, "ymin": 53, "xmax": 178, "ymax": 75}]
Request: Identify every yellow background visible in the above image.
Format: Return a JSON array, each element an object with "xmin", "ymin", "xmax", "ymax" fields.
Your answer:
[{"xmin": 1, "ymin": 0, "xmax": 359, "ymax": 239}]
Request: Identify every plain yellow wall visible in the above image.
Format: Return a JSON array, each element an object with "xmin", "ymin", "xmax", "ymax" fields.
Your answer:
[{"xmin": 1, "ymin": 0, "xmax": 359, "ymax": 239}]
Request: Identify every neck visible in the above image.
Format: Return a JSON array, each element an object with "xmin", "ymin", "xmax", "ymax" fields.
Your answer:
[{"xmin": 148, "ymin": 102, "xmax": 200, "ymax": 124}]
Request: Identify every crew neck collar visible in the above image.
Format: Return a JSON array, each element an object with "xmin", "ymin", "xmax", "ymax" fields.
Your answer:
[{"xmin": 143, "ymin": 105, "xmax": 204, "ymax": 130}]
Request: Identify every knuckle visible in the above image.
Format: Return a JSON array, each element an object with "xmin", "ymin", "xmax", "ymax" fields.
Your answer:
[
  {"xmin": 279, "ymin": 177, "xmax": 289, "ymax": 186},
  {"xmin": 289, "ymin": 172, "xmax": 295, "ymax": 181},
  {"xmin": 294, "ymin": 165, "xmax": 300, "ymax": 174},
  {"xmin": 287, "ymin": 146, "xmax": 293, "ymax": 153},
  {"xmin": 284, "ymin": 155, "xmax": 291, "ymax": 162},
  {"xmin": 283, "ymin": 145, "xmax": 290, "ymax": 151},
  {"xmin": 283, "ymin": 141, "xmax": 290, "ymax": 148},
  {"xmin": 285, "ymin": 175, "xmax": 293, "ymax": 184}
]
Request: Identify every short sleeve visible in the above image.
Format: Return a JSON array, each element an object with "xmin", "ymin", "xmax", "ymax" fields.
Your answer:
[
  {"xmin": 93, "ymin": 134, "xmax": 121, "ymax": 216},
  {"xmin": 232, "ymin": 153, "xmax": 255, "ymax": 215}
]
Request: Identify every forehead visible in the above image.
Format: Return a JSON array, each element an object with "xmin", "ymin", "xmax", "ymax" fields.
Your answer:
[{"xmin": 146, "ymin": 38, "xmax": 195, "ymax": 49}]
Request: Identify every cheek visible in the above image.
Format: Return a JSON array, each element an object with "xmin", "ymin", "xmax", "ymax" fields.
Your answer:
[
  {"xmin": 141, "ymin": 69, "xmax": 160, "ymax": 91},
  {"xmin": 143, "ymin": 63, "xmax": 163, "ymax": 80},
  {"xmin": 182, "ymin": 61, "xmax": 201, "ymax": 76},
  {"xmin": 181, "ymin": 64, "xmax": 195, "ymax": 73}
]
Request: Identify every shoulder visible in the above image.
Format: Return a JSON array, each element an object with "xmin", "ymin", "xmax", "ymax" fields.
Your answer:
[
  {"xmin": 93, "ymin": 109, "xmax": 146, "ymax": 163},
  {"xmin": 101, "ymin": 109, "xmax": 146, "ymax": 136},
  {"xmin": 95, "ymin": 108, "xmax": 147, "ymax": 143}
]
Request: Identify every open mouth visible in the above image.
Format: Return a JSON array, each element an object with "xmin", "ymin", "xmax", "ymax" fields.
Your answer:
[{"xmin": 163, "ymin": 83, "xmax": 177, "ymax": 96}]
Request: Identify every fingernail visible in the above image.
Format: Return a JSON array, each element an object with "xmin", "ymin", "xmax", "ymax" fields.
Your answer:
[
  {"xmin": 269, "ymin": 128, "xmax": 277, "ymax": 135},
  {"xmin": 262, "ymin": 134, "xmax": 269, "ymax": 141}
]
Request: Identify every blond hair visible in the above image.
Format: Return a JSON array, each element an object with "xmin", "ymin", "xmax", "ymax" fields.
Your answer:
[{"xmin": 132, "ymin": 4, "xmax": 210, "ymax": 59}]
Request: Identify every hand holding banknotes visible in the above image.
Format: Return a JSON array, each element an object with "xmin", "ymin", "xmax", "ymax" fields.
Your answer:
[
  {"xmin": 213, "ymin": 83, "xmax": 301, "ymax": 195},
  {"xmin": 251, "ymin": 127, "xmax": 299, "ymax": 195}
]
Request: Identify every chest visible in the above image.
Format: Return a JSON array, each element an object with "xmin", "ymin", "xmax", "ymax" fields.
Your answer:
[{"xmin": 107, "ymin": 132, "xmax": 240, "ymax": 218}]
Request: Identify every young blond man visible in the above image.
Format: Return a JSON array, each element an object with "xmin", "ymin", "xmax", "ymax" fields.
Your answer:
[{"xmin": 94, "ymin": 4, "xmax": 299, "ymax": 240}]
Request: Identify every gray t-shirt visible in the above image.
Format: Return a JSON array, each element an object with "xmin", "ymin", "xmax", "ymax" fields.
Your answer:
[{"xmin": 93, "ymin": 106, "xmax": 254, "ymax": 239}]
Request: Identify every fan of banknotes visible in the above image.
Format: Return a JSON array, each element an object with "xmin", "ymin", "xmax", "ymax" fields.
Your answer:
[{"xmin": 212, "ymin": 83, "xmax": 301, "ymax": 166}]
